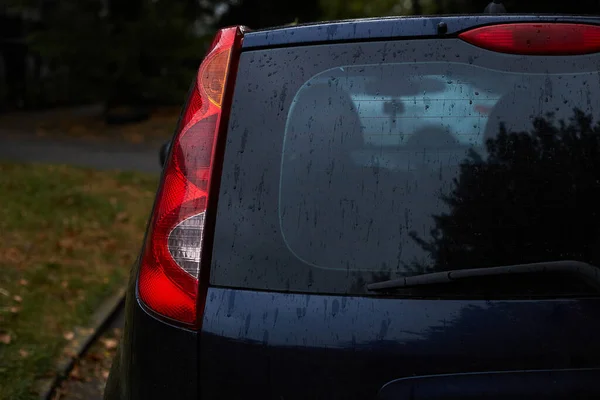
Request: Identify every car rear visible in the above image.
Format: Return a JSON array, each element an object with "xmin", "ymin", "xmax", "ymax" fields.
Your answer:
[{"xmin": 106, "ymin": 16, "xmax": 600, "ymax": 400}]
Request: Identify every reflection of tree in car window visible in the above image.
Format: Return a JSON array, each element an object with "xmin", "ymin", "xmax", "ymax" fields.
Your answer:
[{"xmin": 410, "ymin": 108, "xmax": 600, "ymax": 273}]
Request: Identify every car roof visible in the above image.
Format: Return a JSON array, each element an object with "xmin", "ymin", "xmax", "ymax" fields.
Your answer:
[{"xmin": 241, "ymin": 14, "xmax": 600, "ymax": 49}]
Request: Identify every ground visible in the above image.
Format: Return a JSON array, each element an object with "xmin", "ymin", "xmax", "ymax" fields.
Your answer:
[
  {"xmin": 52, "ymin": 312, "xmax": 125, "ymax": 400},
  {"xmin": 0, "ymin": 163, "xmax": 158, "ymax": 400},
  {"xmin": 0, "ymin": 114, "xmax": 163, "ymax": 400}
]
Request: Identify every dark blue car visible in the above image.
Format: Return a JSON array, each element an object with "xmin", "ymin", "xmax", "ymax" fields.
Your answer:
[{"xmin": 105, "ymin": 7, "xmax": 600, "ymax": 399}]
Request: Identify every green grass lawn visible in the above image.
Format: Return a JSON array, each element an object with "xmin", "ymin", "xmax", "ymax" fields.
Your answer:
[{"xmin": 0, "ymin": 162, "xmax": 158, "ymax": 400}]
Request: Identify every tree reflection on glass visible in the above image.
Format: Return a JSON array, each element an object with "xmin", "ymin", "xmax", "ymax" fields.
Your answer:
[{"xmin": 410, "ymin": 109, "xmax": 600, "ymax": 273}]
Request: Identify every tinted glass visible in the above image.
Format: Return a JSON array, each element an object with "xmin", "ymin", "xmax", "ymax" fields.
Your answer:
[{"xmin": 211, "ymin": 38, "xmax": 600, "ymax": 294}]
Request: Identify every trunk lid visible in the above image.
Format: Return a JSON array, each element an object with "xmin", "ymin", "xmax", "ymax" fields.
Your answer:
[{"xmin": 201, "ymin": 18, "xmax": 600, "ymax": 399}]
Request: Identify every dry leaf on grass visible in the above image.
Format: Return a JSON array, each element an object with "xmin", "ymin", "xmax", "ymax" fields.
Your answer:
[
  {"xmin": 0, "ymin": 332, "xmax": 12, "ymax": 344},
  {"xmin": 3, "ymin": 248, "xmax": 24, "ymax": 263},
  {"xmin": 101, "ymin": 338, "xmax": 118, "ymax": 350},
  {"xmin": 63, "ymin": 331, "xmax": 75, "ymax": 341},
  {"xmin": 19, "ymin": 279, "xmax": 28, "ymax": 286},
  {"xmin": 19, "ymin": 348, "xmax": 29, "ymax": 358},
  {"xmin": 57, "ymin": 238, "xmax": 75, "ymax": 250},
  {"xmin": 13, "ymin": 295, "xmax": 22, "ymax": 303},
  {"xmin": 10, "ymin": 306, "xmax": 21, "ymax": 314},
  {"xmin": 115, "ymin": 212, "xmax": 129, "ymax": 223},
  {"xmin": 0, "ymin": 288, "xmax": 9, "ymax": 297}
]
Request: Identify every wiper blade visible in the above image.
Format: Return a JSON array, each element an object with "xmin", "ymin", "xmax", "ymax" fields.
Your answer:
[{"xmin": 367, "ymin": 260, "xmax": 600, "ymax": 292}]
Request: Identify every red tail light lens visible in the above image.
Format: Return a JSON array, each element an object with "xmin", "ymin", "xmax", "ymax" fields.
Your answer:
[
  {"xmin": 459, "ymin": 23, "xmax": 600, "ymax": 55},
  {"xmin": 137, "ymin": 26, "xmax": 243, "ymax": 327}
]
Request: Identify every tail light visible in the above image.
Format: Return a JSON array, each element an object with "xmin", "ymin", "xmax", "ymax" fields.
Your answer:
[
  {"xmin": 459, "ymin": 23, "xmax": 600, "ymax": 55},
  {"xmin": 137, "ymin": 26, "xmax": 244, "ymax": 327}
]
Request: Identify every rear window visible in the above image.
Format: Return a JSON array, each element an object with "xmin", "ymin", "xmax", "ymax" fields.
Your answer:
[{"xmin": 210, "ymin": 38, "xmax": 600, "ymax": 294}]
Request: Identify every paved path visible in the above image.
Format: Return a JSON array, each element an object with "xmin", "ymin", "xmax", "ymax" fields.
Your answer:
[{"xmin": 0, "ymin": 131, "xmax": 162, "ymax": 174}]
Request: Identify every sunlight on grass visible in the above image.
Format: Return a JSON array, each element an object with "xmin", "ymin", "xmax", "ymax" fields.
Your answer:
[{"xmin": 0, "ymin": 163, "xmax": 158, "ymax": 400}]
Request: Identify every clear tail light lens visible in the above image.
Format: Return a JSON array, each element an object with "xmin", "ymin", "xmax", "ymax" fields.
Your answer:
[{"xmin": 168, "ymin": 213, "xmax": 206, "ymax": 278}]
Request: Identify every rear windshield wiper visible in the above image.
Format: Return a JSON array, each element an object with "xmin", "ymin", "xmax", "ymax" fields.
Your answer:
[{"xmin": 366, "ymin": 260, "xmax": 600, "ymax": 292}]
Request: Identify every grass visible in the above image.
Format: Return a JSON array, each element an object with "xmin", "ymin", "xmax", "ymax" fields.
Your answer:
[{"xmin": 0, "ymin": 162, "xmax": 158, "ymax": 400}]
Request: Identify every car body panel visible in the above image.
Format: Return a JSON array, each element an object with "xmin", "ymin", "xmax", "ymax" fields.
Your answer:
[
  {"xmin": 377, "ymin": 368, "xmax": 600, "ymax": 399},
  {"xmin": 105, "ymin": 267, "xmax": 198, "ymax": 399},
  {"xmin": 199, "ymin": 287, "xmax": 600, "ymax": 399},
  {"xmin": 242, "ymin": 15, "xmax": 600, "ymax": 49}
]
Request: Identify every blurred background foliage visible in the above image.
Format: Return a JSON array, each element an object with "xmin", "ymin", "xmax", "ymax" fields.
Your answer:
[{"xmin": 1, "ymin": 0, "xmax": 600, "ymax": 119}]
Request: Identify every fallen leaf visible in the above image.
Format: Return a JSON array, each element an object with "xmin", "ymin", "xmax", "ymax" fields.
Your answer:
[
  {"xmin": 57, "ymin": 238, "xmax": 74, "ymax": 250},
  {"xmin": 35, "ymin": 128, "xmax": 47, "ymax": 137},
  {"xmin": 101, "ymin": 338, "xmax": 118, "ymax": 350},
  {"xmin": 86, "ymin": 352, "xmax": 103, "ymax": 362},
  {"xmin": 125, "ymin": 132, "xmax": 144, "ymax": 144},
  {"xmin": 61, "ymin": 281, "xmax": 69, "ymax": 289},
  {"xmin": 115, "ymin": 212, "xmax": 129, "ymax": 223},
  {"xmin": 63, "ymin": 331, "xmax": 74, "ymax": 341},
  {"xmin": 102, "ymin": 239, "xmax": 117, "ymax": 251},
  {"xmin": 0, "ymin": 288, "xmax": 9, "ymax": 297},
  {"xmin": 19, "ymin": 348, "xmax": 29, "ymax": 358},
  {"xmin": 3, "ymin": 248, "xmax": 23, "ymax": 263},
  {"xmin": 19, "ymin": 279, "xmax": 28, "ymax": 286},
  {"xmin": 70, "ymin": 365, "xmax": 81, "ymax": 380},
  {"xmin": 13, "ymin": 295, "xmax": 22, "ymax": 303},
  {"xmin": 10, "ymin": 306, "xmax": 20, "ymax": 314},
  {"xmin": 0, "ymin": 333, "xmax": 11, "ymax": 344}
]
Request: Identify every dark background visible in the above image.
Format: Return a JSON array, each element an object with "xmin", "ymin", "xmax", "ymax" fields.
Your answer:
[{"xmin": 1, "ymin": 0, "xmax": 600, "ymax": 119}]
